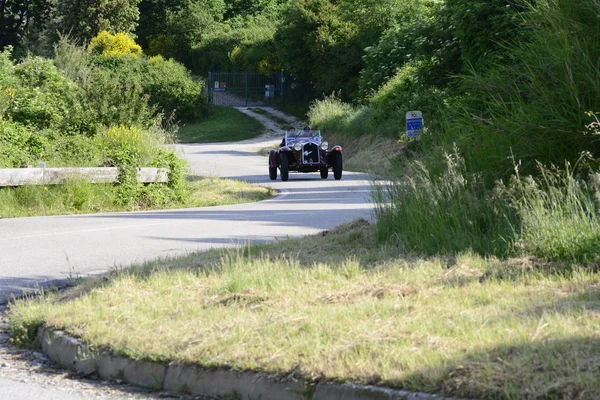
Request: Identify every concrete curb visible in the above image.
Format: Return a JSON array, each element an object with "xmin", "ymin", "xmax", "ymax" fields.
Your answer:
[{"xmin": 38, "ymin": 328, "xmax": 457, "ymax": 400}]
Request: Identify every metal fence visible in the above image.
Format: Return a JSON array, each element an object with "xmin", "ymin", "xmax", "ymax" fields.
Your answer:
[{"xmin": 207, "ymin": 72, "xmax": 285, "ymax": 107}]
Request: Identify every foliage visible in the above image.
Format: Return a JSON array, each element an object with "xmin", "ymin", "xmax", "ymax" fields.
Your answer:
[
  {"xmin": 505, "ymin": 163, "xmax": 600, "ymax": 263},
  {"xmin": 0, "ymin": 0, "xmax": 52, "ymax": 55},
  {"xmin": 0, "ymin": 44, "xmax": 191, "ymax": 213},
  {"xmin": 3, "ymin": 55, "xmax": 84, "ymax": 132},
  {"xmin": 375, "ymin": 150, "xmax": 518, "ymax": 257},
  {"xmin": 145, "ymin": 55, "xmax": 207, "ymax": 121},
  {"xmin": 274, "ymin": 0, "xmax": 364, "ymax": 100},
  {"xmin": 81, "ymin": 66, "xmax": 153, "ymax": 132},
  {"xmin": 137, "ymin": 0, "xmax": 226, "ymax": 61},
  {"xmin": 367, "ymin": 61, "xmax": 452, "ymax": 137},
  {"xmin": 53, "ymin": 0, "xmax": 141, "ymax": 43},
  {"xmin": 0, "ymin": 119, "xmax": 46, "ymax": 167},
  {"xmin": 444, "ymin": 0, "xmax": 600, "ymax": 177},
  {"xmin": 89, "ymin": 31, "xmax": 142, "ymax": 57}
]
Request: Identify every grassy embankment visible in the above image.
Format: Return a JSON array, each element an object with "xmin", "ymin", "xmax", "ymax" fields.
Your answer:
[
  {"xmin": 9, "ymin": 217, "xmax": 600, "ymax": 399},
  {"xmin": 177, "ymin": 106, "xmax": 264, "ymax": 143},
  {"xmin": 1, "ymin": 105, "xmax": 275, "ymax": 218},
  {"xmin": 0, "ymin": 178, "xmax": 274, "ymax": 218}
]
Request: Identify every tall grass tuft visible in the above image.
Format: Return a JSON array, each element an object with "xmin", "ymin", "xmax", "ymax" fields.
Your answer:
[
  {"xmin": 506, "ymin": 163, "xmax": 600, "ymax": 262},
  {"xmin": 445, "ymin": 0, "xmax": 600, "ymax": 178},
  {"xmin": 377, "ymin": 149, "xmax": 600, "ymax": 263},
  {"xmin": 374, "ymin": 149, "xmax": 517, "ymax": 257}
]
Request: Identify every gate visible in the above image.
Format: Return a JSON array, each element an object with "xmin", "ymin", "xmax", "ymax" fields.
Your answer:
[{"xmin": 207, "ymin": 72, "xmax": 285, "ymax": 107}]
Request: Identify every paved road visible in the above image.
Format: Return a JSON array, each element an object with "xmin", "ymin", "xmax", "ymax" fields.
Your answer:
[
  {"xmin": 0, "ymin": 136, "xmax": 373, "ymax": 304},
  {"xmin": 0, "ymin": 131, "xmax": 374, "ymax": 399}
]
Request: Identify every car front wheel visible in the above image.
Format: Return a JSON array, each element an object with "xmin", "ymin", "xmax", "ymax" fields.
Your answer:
[
  {"xmin": 332, "ymin": 152, "xmax": 343, "ymax": 180},
  {"xmin": 280, "ymin": 153, "xmax": 289, "ymax": 181},
  {"xmin": 269, "ymin": 165, "xmax": 277, "ymax": 180},
  {"xmin": 320, "ymin": 167, "xmax": 328, "ymax": 179}
]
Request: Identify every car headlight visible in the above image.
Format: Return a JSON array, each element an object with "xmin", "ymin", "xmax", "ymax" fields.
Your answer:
[
  {"xmin": 321, "ymin": 141, "xmax": 329, "ymax": 150},
  {"xmin": 293, "ymin": 142, "xmax": 302, "ymax": 151}
]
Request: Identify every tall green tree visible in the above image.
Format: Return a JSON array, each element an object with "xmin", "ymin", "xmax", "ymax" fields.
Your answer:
[
  {"xmin": 275, "ymin": 0, "xmax": 406, "ymax": 101},
  {"xmin": 136, "ymin": 0, "xmax": 225, "ymax": 60},
  {"xmin": 274, "ymin": 0, "xmax": 361, "ymax": 100},
  {"xmin": 53, "ymin": 0, "xmax": 141, "ymax": 43},
  {"xmin": 0, "ymin": 0, "xmax": 52, "ymax": 52}
]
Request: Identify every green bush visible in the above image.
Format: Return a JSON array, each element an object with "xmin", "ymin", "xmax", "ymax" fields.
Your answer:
[
  {"xmin": 82, "ymin": 67, "xmax": 154, "ymax": 132},
  {"xmin": 91, "ymin": 52, "xmax": 206, "ymax": 123},
  {"xmin": 445, "ymin": 0, "xmax": 600, "ymax": 178},
  {"xmin": 145, "ymin": 55, "xmax": 207, "ymax": 121},
  {"xmin": 368, "ymin": 62, "xmax": 452, "ymax": 137},
  {"xmin": 307, "ymin": 94, "xmax": 359, "ymax": 134},
  {"xmin": 7, "ymin": 56, "xmax": 84, "ymax": 133},
  {"xmin": 0, "ymin": 119, "xmax": 46, "ymax": 167}
]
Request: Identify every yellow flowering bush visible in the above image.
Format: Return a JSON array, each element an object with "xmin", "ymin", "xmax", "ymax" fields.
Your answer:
[{"xmin": 89, "ymin": 31, "xmax": 142, "ymax": 57}]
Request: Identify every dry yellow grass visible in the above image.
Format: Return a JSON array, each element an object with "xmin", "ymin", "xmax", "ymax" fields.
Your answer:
[{"xmin": 9, "ymin": 220, "xmax": 600, "ymax": 399}]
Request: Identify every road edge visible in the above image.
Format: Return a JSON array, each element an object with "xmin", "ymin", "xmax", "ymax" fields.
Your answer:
[{"xmin": 38, "ymin": 328, "xmax": 458, "ymax": 400}]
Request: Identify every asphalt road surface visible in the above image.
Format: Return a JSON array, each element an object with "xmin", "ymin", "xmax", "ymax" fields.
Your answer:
[
  {"xmin": 0, "ymin": 136, "xmax": 374, "ymax": 304},
  {"xmin": 0, "ymin": 132, "xmax": 374, "ymax": 399}
]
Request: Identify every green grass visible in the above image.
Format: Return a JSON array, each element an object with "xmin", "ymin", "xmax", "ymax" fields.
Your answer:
[
  {"xmin": 177, "ymin": 106, "xmax": 264, "ymax": 143},
  {"xmin": 247, "ymin": 107, "xmax": 290, "ymax": 129},
  {"xmin": 0, "ymin": 177, "xmax": 274, "ymax": 218},
  {"xmin": 376, "ymin": 149, "xmax": 600, "ymax": 262},
  {"xmin": 9, "ymin": 219, "xmax": 600, "ymax": 399},
  {"xmin": 275, "ymin": 102, "xmax": 309, "ymax": 122}
]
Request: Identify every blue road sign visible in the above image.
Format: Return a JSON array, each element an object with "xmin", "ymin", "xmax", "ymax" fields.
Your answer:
[{"xmin": 406, "ymin": 111, "xmax": 423, "ymax": 139}]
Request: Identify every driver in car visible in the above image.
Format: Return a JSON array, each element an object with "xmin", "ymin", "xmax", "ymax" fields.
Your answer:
[{"xmin": 280, "ymin": 126, "xmax": 296, "ymax": 147}]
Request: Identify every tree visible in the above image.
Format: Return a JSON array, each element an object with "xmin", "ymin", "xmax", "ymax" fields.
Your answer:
[
  {"xmin": 274, "ymin": 0, "xmax": 363, "ymax": 100},
  {"xmin": 0, "ymin": 0, "xmax": 52, "ymax": 52},
  {"xmin": 53, "ymin": 0, "xmax": 141, "ymax": 43},
  {"xmin": 136, "ymin": 0, "xmax": 225, "ymax": 60}
]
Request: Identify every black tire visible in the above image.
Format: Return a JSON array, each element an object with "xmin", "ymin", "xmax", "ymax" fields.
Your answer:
[
  {"xmin": 280, "ymin": 153, "xmax": 289, "ymax": 181},
  {"xmin": 320, "ymin": 167, "xmax": 328, "ymax": 179},
  {"xmin": 269, "ymin": 165, "xmax": 277, "ymax": 180},
  {"xmin": 333, "ymin": 152, "xmax": 343, "ymax": 180}
]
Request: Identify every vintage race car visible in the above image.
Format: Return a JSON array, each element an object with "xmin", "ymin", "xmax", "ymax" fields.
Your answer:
[{"xmin": 269, "ymin": 129, "xmax": 343, "ymax": 181}]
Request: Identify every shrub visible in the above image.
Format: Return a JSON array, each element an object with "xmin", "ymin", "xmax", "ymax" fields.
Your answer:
[
  {"xmin": 9, "ymin": 57, "xmax": 83, "ymax": 132},
  {"xmin": 0, "ymin": 119, "xmax": 46, "ymax": 167},
  {"xmin": 90, "ymin": 47, "xmax": 206, "ymax": 122},
  {"xmin": 445, "ymin": 0, "xmax": 600, "ymax": 178},
  {"xmin": 45, "ymin": 134, "xmax": 103, "ymax": 167},
  {"xmin": 82, "ymin": 67, "xmax": 154, "ymax": 131},
  {"xmin": 307, "ymin": 94, "xmax": 359, "ymax": 134},
  {"xmin": 368, "ymin": 62, "xmax": 452, "ymax": 138},
  {"xmin": 145, "ymin": 55, "xmax": 207, "ymax": 121},
  {"xmin": 98, "ymin": 125, "xmax": 157, "ymax": 167},
  {"xmin": 89, "ymin": 31, "xmax": 142, "ymax": 57}
]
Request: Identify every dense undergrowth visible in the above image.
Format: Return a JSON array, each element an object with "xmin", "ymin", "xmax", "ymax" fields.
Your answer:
[
  {"xmin": 310, "ymin": 0, "xmax": 600, "ymax": 265},
  {"xmin": 0, "ymin": 33, "xmax": 207, "ymax": 213}
]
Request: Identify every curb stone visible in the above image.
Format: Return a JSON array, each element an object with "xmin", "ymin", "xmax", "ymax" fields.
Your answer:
[{"xmin": 38, "ymin": 328, "xmax": 459, "ymax": 400}]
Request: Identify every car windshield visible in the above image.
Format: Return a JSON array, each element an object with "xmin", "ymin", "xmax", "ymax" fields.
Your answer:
[{"xmin": 285, "ymin": 129, "xmax": 321, "ymax": 141}]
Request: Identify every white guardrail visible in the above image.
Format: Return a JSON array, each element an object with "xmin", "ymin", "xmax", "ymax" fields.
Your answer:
[{"xmin": 0, "ymin": 167, "xmax": 168, "ymax": 187}]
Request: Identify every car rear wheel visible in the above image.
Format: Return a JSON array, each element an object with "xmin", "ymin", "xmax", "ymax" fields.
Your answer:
[
  {"xmin": 280, "ymin": 153, "xmax": 289, "ymax": 181},
  {"xmin": 269, "ymin": 164, "xmax": 277, "ymax": 180},
  {"xmin": 320, "ymin": 167, "xmax": 328, "ymax": 179},
  {"xmin": 333, "ymin": 152, "xmax": 343, "ymax": 180}
]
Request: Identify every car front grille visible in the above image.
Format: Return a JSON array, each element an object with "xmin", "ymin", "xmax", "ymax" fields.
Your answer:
[{"xmin": 302, "ymin": 143, "xmax": 320, "ymax": 164}]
